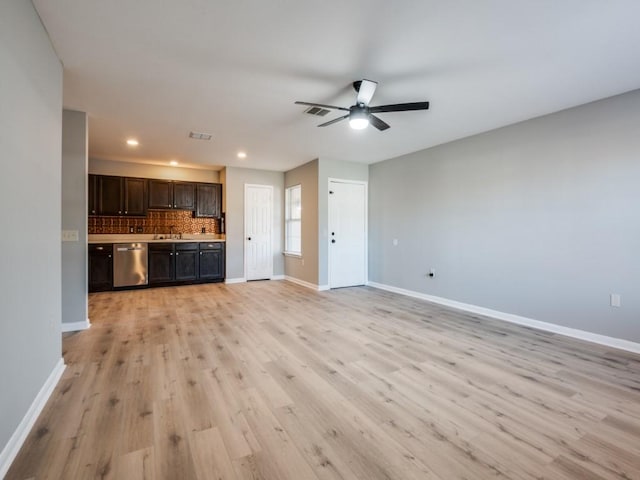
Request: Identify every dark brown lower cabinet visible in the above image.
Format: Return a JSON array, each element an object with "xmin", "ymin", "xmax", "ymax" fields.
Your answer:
[
  {"xmin": 199, "ymin": 242, "xmax": 224, "ymax": 281},
  {"xmin": 175, "ymin": 243, "xmax": 198, "ymax": 281},
  {"xmin": 149, "ymin": 242, "xmax": 220, "ymax": 285},
  {"xmin": 148, "ymin": 243, "xmax": 175, "ymax": 285},
  {"xmin": 89, "ymin": 244, "xmax": 113, "ymax": 292}
]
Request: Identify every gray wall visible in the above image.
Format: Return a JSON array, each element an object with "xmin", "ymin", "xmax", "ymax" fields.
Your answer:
[
  {"xmin": 89, "ymin": 157, "xmax": 220, "ymax": 183},
  {"xmin": 224, "ymin": 167, "xmax": 284, "ymax": 280},
  {"xmin": 369, "ymin": 90, "xmax": 640, "ymax": 343},
  {"xmin": 284, "ymin": 159, "xmax": 319, "ymax": 285},
  {"xmin": 62, "ymin": 110, "xmax": 88, "ymax": 327},
  {"xmin": 317, "ymin": 158, "xmax": 369, "ymax": 287},
  {"xmin": 0, "ymin": 0, "xmax": 63, "ymax": 457}
]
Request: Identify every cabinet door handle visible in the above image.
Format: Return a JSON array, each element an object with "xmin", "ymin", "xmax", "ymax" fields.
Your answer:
[
  {"xmin": 170, "ymin": 252, "xmax": 173, "ymax": 256},
  {"xmin": 331, "ymin": 239, "xmax": 336, "ymax": 244},
  {"xmin": 108, "ymin": 254, "xmax": 111, "ymax": 258},
  {"xmin": 176, "ymin": 252, "xmax": 179, "ymax": 256},
  {"xmin": 118, "ymin": 211, "xmax": 122, "ymax": 214},
  {"xmin": 96, "ymin": 246, "xmax": 104, "ymax": 251},
  {"xmin": 200, "ymin": 252, "xmax": 203, "ymax": 255},
  {"xmin": 125, "ymin": 211, "xmax": 128, "ymax": 214}
]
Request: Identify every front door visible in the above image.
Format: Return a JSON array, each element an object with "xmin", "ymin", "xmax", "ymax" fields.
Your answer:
[
  {"xmin": 244, "ymin": 184, "xmax": 273, "ymax": 280},
  {"xmin": 328, "ymin": 179, "xmax": 367, "ymax": 288}
]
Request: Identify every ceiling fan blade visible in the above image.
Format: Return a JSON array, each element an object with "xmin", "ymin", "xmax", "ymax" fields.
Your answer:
[
  {"xmin": 369, "ymin": 101, "xmax": 429, "ymax": 113},
  {"xmin": 317, "ymin": 114, "xmax": 349, "ymax": 127},
  {"xmin": 369, "ymin": 114, "xmax": 390, "ymax": 131},
  {"xmin": 356, "ymin": 79, "xmax": 377, "ymax": 106},
  {"xmin": 295, "ymin": 101, "xmax": 349, "ymax": 111}
]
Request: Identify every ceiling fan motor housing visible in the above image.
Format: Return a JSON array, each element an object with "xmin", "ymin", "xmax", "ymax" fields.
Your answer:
[{"xmin": 350, "ymin": 104, "xmax": 369, "ymax": 115}]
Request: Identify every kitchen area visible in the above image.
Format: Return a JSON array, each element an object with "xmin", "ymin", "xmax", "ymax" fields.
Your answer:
[
  {"xmin": 87, "ymin": 169, "xmax": 225, "ymax": 292},
  {"xmin": 59, "ymin": 111, "xmax": 284, "ymax": 333}
]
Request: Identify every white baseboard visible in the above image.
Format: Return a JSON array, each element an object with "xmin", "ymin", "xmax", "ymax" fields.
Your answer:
[
  {"xmin": 0, "ymin": 358, "xmax": 66, "ymax": 478},
  {"xmin": 270, "ymin": 275, "xmax": 285, "ymax": 281},
  {"xmin": 61, "ymin": 318, "xmax": 91, "ymax": 333},
  {"xmin": 225, "ymin": 277, "xmax": 246, "ymax": 284},
  {"xmin": 285, "ymin": 276, "xmax": 328, "ymax": 292},
  {"xmin": 367, "ymin": 281, "xmax": 640, "ymax": 355}
]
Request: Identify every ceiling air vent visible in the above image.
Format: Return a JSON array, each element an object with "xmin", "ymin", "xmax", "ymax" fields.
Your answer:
[
  {"xmin": 188, "ymin": 131, "xmax": 212, "ymax": 140},
  {"xmin": 304, "ymin": 106, "xmax": 330, "ymax": 117}
]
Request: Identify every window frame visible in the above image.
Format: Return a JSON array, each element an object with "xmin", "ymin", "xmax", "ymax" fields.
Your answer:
[{"xmin": 284, "ymin": 184, "xmax": 302, "ymax": 256}]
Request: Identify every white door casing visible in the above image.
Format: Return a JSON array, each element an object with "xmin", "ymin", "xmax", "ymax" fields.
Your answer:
[
  {"xmin": 328, "ymin": 179, "xmax": 367, "ymax": 289},
  {"xmin": 244, "ymin": 184, "xmax": 273, "ymax": 281}
]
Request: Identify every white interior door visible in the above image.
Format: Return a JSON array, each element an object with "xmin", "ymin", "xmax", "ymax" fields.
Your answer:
[
  {"xmin": 245, "ymin": 184, "xmax": 273, "ymax": 280},
  {"xmin": 328, "ymin": 179, "xmax": 367, "ymax": 289}
]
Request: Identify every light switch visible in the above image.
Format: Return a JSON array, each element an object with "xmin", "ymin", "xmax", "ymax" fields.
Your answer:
[{"xmin": 62, "ymin": 230, "xmax": 79, "ymax": 242}]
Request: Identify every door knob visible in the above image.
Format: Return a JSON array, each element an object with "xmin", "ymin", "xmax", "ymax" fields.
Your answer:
[{"xmin": 247, "ymin": 237, "xmax": 252, "ymax": 241}]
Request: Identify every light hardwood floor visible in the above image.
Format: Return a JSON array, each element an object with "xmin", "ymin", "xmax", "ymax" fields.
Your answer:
[{"xmin": 7, "ymin": 281, "xmax": 640, "ymax": 479}]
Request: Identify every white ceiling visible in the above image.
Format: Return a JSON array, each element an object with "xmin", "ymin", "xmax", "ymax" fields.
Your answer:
[{"xmin": 34, "ymin": 0, "xmax": 640, "ymax": 172}]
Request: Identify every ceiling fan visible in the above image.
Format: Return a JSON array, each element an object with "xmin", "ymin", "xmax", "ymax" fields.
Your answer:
[{"xmin": 295, "ymin": 79, "xmax": 429, "ymax": 131}]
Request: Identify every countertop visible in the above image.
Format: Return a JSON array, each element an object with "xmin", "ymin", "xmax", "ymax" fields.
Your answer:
[{"xmin": 88, "ymin": 234, "xmax": 225, "ymax": 244}]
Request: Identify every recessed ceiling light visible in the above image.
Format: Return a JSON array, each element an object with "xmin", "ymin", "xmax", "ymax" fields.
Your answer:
[
  {"xmin": 169, "ymin": 160, "xmax": 179, "ymax": 166},
  {"xmin": 237, "ymin": 151, "xmax": 247, "ymax": 159},
  {"xmin": 126, "ymin": 138, "xmax": 139, "ymax": 146}
]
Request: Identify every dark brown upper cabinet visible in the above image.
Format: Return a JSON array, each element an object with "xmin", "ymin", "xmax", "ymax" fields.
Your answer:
[
  {"xmin": 173, "ymin": 182, "xmax": 196, "ymax": 210},
  {"xmin": 148, "ymin": 180, "xmax": 173, "ymax": 209},
  {"xmin": 88, "ymin": 174, "xmax": 98, "ymax": 216},
  {"xmin": 89, "ymin": 174, "xmax": 220, "ymax": 218},
  {"xmin": 99, "ymin": 175, "xmax": 123, "ymax": 216},
  {"xmin": 148, "ymin": 180, "xmax": 196, "ymax": 210},
  {"xmin": 123, "ymin": 177, "xmax": 147, "ymax": 216},
  {"xmin": 89, "ymin": 175, "xmax": 147, "ymax": 216},
  {"xmin": 195, "ymin": 183, "xmax": 221, "ymax": 218}
]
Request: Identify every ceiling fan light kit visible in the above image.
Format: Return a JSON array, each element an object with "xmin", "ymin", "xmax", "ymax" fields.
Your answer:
[
  {"xmin": 295, "ymin": 79, "xmax": 429, "ymax": 131},
  {"xmin": 348, "ymin": 108, "xmax": 370, "ymax": 130}
]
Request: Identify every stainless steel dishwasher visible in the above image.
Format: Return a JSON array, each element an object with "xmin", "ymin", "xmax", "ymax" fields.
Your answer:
[{"xmin": 113, "ymin": 243, "xmax": 148, "ymax": 287}]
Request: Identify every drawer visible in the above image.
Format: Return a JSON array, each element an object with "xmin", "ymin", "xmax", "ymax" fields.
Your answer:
[
  {"xmin": 149, "ymin": 243, "xmax": 174, "ymax": 252},
  {"xmin": 89, "ymin": 244, "xmax": 113, "ymax": 254},
  {"xmin": 199, "ymin": 242, "xmax": 223, "ymax": 250},
  {"xmin": 176, "ymin": 242, "xmax": 198, "ymax": 251}
]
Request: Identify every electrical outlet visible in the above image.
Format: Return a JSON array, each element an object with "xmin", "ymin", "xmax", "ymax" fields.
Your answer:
[
  {"xmin": 611, "ymin": 294, "xmax": 621, "ymax": 307},
  {"xmin": 61, "ymin": 230, "xmax": 79, "ymax": 242}
]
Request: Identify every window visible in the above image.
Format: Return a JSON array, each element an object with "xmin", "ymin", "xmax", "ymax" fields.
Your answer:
[{"xmin": 285, "ymin": 184, "xmax": 301, "ymax": 255}]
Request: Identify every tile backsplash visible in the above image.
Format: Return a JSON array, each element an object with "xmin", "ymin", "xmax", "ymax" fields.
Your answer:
[{"xmin": 88, "ymin": 210, "xmax": 219, "ymax": 235}]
